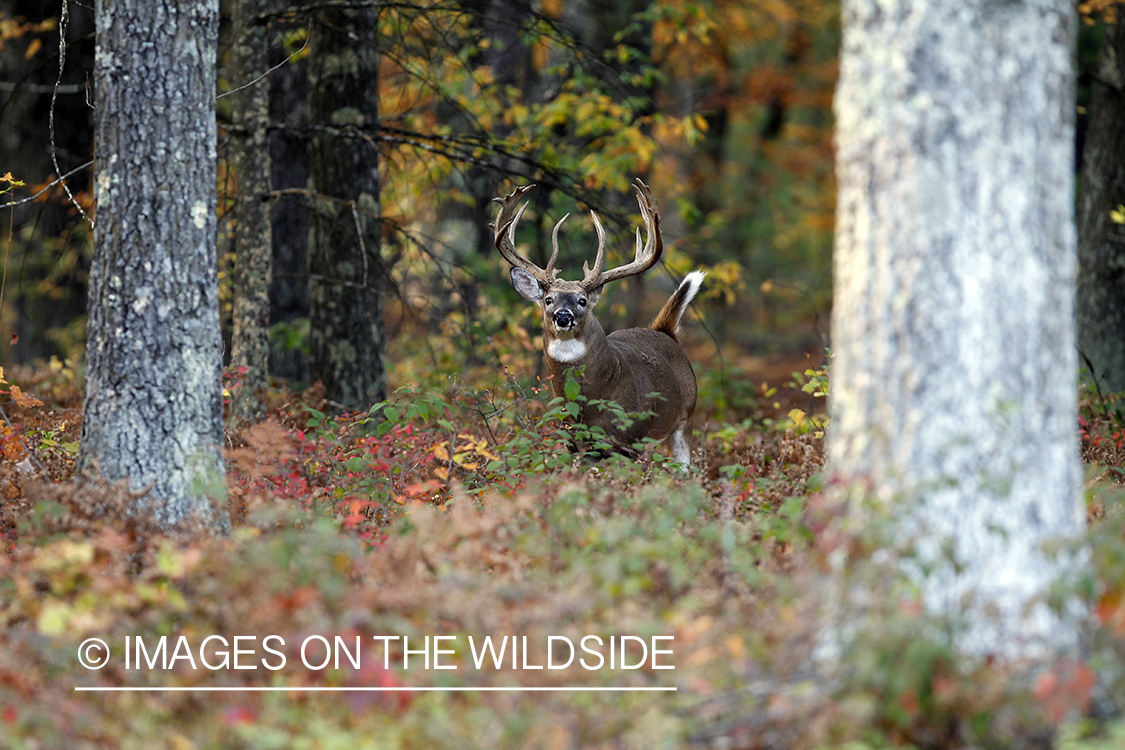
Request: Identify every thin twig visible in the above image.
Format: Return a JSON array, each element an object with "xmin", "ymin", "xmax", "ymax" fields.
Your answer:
[
  {"xmin": 349, "ymin": 200, "xmax": 370, "ymax": 290},
  {"xmin": 0, "ymin": 81, "xmax": 85, "ymax": 94},
  {"xmin": 257, "ymin": 1, "xmax": 460, "ymax": 23},
  {"xmin": 303, "ymin": 273, "xmax": 382, "ymax": 293},
  {"xmin": 216, "ymin": 24, "xmax": 310, "ymax": 100},
  {"xmin": 267, "ymin": 186, "xmax": 353, "ymax": 209},
  {"xmin": 0, "ymin": 161, "xmax": 95, "ymax": 209},
  {"xmin": 49, "ymin": 0, "xmax": 93, "ymax": 229},
  {"xmin": 1081, "ymin": 349, "xmax": 1105, "ymax": 401},
  {"xmin": 1, "ymin": 192, "xmax": 12, "ymax": 315}
]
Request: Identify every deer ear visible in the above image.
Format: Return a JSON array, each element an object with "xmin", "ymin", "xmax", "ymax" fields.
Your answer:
[
  {"xmin": 586, "ymin": 286, "xmax": 603, "ymax": 308},
  {"xmin": 510, "ymin": 267, "xmax": 544, "ymax": 302}
]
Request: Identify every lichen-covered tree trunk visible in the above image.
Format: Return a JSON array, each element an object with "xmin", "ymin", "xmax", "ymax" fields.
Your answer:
[
  {"xmin": 307, "ymin": 7, "xmax": 386, "ymax": 412},
  {"xmin": 1077, "ymin": 18, "xmax": 1125, "ymax": 394},
  {"xmin": 829, "ymin": 0, "xmax": 1084, "ymax": 655},
  {"xmin": 229, "ymin": 0, "xmax": 273, "ymax": 419},
  {"xmin": 81, "ymin": 0, "xmax": 227, "ymax": 530}
]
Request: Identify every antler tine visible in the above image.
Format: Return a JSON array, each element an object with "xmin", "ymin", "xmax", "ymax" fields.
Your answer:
[
  {"xmin": 580, "ymin": 178, "xmax": 663, "ymax": 291},
  {"xmin": 580, "ymin": 211, "xmax": 608, "ymax": 287},
  {"xmin": 492, "ymin": 184, "xmax": 556, "ymax": 286},
  {"xmin": 548, "ymin": 213, "xmax": 569, "ymax": 279},
  {"xmin": 490, "ymin": 184, "xmax": 535, "ymax": 229},
  {"xmin": 493, "ymin": 201, "xmax": 531, "ymax": 267}
]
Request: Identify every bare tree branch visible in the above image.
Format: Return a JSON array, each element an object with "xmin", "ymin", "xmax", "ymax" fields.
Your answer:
[
  {"xmin": 49, "ymin": 0, "xmax": 93, "ymax": 229},
  {"xmin": 0, "ymin": 161, "xmax": 94, "ymax": 209},
  {"xmin": 256, "ymin": 1, "xmax": 462, "ymax": 24},
  {"xmin": 0, "ymin": 81, "xmax": 85, "ymax": 94},
  {"xmin": 216, "ymin": 23, "xmax": 310, "ymax": 101}
]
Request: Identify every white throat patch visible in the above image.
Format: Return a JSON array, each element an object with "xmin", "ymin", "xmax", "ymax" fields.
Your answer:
[{"xmin": 547, "ymin": 337, "xmax": 587, "ymax": 363}]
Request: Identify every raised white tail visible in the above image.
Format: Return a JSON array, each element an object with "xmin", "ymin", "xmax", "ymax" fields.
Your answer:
[{"xmin": 651, "ymin": 270, "xmax": 706, "ymax": 342}]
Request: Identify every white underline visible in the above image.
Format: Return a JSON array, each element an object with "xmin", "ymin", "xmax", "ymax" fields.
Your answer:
[{"xmin": 74, "ymin": 686, "xmax": 676, "ymax": 692}]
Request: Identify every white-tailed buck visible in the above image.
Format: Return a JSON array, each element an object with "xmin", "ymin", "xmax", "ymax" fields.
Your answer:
[{"xmin": 493, "ymin": 179, "xmax": 704, "ymax": 466}]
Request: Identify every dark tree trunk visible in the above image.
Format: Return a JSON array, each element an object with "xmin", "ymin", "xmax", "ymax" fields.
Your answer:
[
  {"xmin": 229, "ymin": 0, "xmax": 273, "ymax": 418},
  {"xmin": 1077, "ymin": 18, "xmax": 1125, "ymax": 393},
  {"xmin": 306, "ymin": 6, "xmax": 386, "ymax": 412},
  {"xmin": 267, "ymin": 7, "xmax": 310, "ymax": 385},
  {"xmin": 80, "ymin": 0, "xmax": 227, "ymax": 530}
]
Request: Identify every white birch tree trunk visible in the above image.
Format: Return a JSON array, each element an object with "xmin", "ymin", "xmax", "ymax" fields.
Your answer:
[{"xmin": 829, "ymin": 0, "xmax": 1084, "ymax": 656}]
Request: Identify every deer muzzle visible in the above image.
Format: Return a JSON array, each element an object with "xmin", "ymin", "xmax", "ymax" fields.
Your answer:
[{"xmin": 553, "ymin": 309, "xmax": 575, "ymax": 330}]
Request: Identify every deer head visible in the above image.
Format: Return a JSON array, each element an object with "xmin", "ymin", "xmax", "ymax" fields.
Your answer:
[{"xmin": 492, "ymin": 179, "xmax": 702, "ymax": 466}]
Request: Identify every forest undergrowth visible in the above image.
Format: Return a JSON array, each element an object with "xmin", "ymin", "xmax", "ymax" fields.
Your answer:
[{"xmin": 0, "ymin": 359, "xmax": 1122, "ymax": 749}]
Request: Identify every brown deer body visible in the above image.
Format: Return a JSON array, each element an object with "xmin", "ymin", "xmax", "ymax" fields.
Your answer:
[{"xmin": 493, "ymin": 180, "xmax": 704, "ymax": 466}]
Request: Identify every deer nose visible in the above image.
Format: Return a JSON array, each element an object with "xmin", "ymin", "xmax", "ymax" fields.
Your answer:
[{"xmin": 553, "ymin": 309, "xmax": 574, "ymax": 329}]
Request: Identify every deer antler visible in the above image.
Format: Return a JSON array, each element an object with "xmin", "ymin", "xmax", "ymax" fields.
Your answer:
[
  {"xmin": 580, "ymin": 178, "xmax": 663, "ymax": 292},
  {"xmin": 491, "ymin": 184, "xmax": 559, "ymax": 286}
]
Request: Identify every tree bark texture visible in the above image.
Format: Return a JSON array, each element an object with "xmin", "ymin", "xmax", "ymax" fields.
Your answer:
[
  {"xmin": 829, "ymin": 0, "xmax": 1084, "ymax": 655},
  {"xmin": 81, "ymin": 0, "xmax": 227, "ymax": 530},
  {"xmin": 307, "ymin": 7, "xmax": 386, "ymax": 412},
  {"xmin": 229, "ymin": 0, "xmax": 273, "ymax": 418},
  {"xmin": 1077, "ymin": 18, "xmax": 1125, "ymax": 393},
  {"xmin": 268, "ymin": 6, "xmax": 310, "ymax": 385}
]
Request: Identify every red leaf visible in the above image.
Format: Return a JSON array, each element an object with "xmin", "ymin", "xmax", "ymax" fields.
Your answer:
[
  {"xmin": 404, "ymin": 480, "xmax": 441, "ymax": 497},
  {"xmin": 222, "ymin": 705, "xmax": 258, "ymax": 726},
  {"xmin": 1096, "ymin": 588, "xmax": 1125, "ymax": 637},
  {"xmin": 1034, "ymin": 659, "xmax": 1095, "ymax": 724}
]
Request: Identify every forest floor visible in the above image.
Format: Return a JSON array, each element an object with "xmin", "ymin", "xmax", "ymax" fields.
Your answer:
[{"xmin": 0, "ymin": 359, "xmax": 1122, "ymax": 749}]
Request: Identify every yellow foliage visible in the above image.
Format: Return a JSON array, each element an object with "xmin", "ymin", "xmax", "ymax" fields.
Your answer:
[
  {"xmin": 703, "ymin": 260, "xmax": 745, "ymax": 305},
  {"xmin": 1080, "ymin": 0, "xmax": 1118, "ymax": 22},
  {"xmin": 10, "ymin": 384, "xmax": 44, "ymax": 408}
]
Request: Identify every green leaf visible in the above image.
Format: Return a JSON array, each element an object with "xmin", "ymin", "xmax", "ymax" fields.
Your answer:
[{"xmin": 564, "ymin": 374, "xmax": 581, "ymax": 402}]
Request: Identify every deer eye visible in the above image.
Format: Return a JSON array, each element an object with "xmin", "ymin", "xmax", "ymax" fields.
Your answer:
[
  {"xmin": 578, "ymin": 298, "xmax": 587, "ymax": 307},
  {"xmin": 544, "ymin": 296, "xmax": 553, "ymax": 306}
]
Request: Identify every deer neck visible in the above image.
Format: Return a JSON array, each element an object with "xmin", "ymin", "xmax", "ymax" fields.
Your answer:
[{"xmin": 544, "ymin": 317, "xmax": 616, "ymax": 392}]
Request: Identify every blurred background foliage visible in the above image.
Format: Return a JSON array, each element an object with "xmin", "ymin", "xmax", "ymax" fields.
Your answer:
[
  {"xmin": 0, "ymin": 1, "xmax": 1115, "ymax": 410},
  {"xmin": 0, "ymin": 0, "xmax": 839, "ymax": 418}
]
